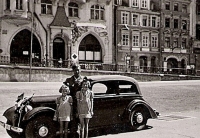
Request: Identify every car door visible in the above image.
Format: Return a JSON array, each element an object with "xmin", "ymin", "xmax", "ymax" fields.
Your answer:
[{"xmin": 89, "ymin": 81, "xmax": 121, "ymax": 128}]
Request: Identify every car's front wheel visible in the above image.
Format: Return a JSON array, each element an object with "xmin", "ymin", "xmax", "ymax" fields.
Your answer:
[
  {"xmin": 130, "ymin": 107, "xmax": 148, "ymax": 131},
  {"xmin": 25, "ymin": 115, "xmax": 57, "ymax": 138}
]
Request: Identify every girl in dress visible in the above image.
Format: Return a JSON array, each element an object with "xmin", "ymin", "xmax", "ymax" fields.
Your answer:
[
  {"xmin": 76, "ymin": 77, "xmax": 94, "ymax": 138},
  {"xmin": 54, "ymin": 84, "xmax": 73, "ymax": 138}
]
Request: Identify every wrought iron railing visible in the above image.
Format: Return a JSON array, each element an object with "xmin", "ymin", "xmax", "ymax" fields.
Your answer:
[{"xmin": 7, "ymin": 58, "xmax": 196, "ymax": 75}]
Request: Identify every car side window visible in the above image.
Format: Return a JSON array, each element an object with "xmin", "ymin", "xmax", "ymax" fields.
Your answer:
[
  {"xmin": 119, "ymin": 84, "xmax": 138, "ymax": 94},
  {"xmin": 92, "ymin": 83, "xmax": 107, "ymax": 94}
]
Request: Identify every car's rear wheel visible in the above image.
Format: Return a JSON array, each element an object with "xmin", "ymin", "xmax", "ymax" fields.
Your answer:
[
  {"xmin": 130, "ymin": 107, "xmax": 148, "ymax": 131},
  {"xmin": 25, "ymin": 115, "xmax": 57, "ymax": 138}
]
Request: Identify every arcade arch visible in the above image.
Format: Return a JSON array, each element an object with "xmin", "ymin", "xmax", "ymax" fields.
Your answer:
[
  {"xmin": 10, "ymin": 29, "xmax": 41, "ymax": 65},
  {"xmin": 79, "ymin": 34, "xmax": 102, "ymax": 63}
]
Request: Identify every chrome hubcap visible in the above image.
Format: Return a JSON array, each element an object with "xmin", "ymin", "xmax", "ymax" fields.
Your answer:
[
  {"xmin": 136, "ymin": 113, "xmax": 143, "ymax": 123},
  {"xmin": 38, "ymin": 126, "xmax": 48, "ymax": 137}
]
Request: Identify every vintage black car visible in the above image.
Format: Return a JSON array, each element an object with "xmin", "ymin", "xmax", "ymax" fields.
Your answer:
[{"xmin": 0, "ymin": 75, "xmax": 159, "ymax": 138}]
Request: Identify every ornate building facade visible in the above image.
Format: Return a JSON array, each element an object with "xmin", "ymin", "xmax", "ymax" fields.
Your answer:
[
  {"xmin": 0, "ymin": 0, "xmax": 112, "ymax": 68},
  {"xmin": 160, "ymin": 0, "xmax": 193, "ymax": 74},
  {"xmin": 114, "ymin": 0, "xmax": 161, "ymax": 72}
]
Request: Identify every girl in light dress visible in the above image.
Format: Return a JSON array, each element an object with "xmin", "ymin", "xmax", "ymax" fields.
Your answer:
[
  {"xmin": 76, "ymin": 77, "xmax": 94, "ymax": 138},
  {"xmin": 54, "ymin": 84, "xmax": 73, "ymax": 138}
]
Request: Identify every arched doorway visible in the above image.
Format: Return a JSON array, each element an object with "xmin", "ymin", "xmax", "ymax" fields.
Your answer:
[
  {"xmin": 167, "ymin": 58, "xmax": 178, "ymax": 73},
  {"xmin": 53, "ymin": 38, "xmax": 65, "ymax": 67},
  {"xmin": 10, "ymin": 29, "xmax": 41, "ymax": 65},
  {"xmin": 79, "ymin": 34, "xmax": 102, "ymax": 63},
  {"xmin": 139, "ymin": 56, "xmax": 147, "ymax": 73}
]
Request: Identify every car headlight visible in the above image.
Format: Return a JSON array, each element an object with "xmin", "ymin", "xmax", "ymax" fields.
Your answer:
[{"xmin": 25, "ymin": 105, "xmax": 33, "ymax": 112}]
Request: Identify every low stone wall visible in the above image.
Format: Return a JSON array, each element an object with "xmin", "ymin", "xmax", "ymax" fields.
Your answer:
[{"xmin": 0, "ymin": 65, "xmax": 199, "ymax": 82}]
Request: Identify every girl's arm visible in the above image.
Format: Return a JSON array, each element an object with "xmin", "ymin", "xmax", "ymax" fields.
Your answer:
[{"xmin": 90, "ymin": 91, "xmax": 94, "ymax": 115}]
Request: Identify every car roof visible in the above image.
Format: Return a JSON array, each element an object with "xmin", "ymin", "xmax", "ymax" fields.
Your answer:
[
  {"xmin": 87, "ymin": 75, "xmax": 139, "ymax": 86},
  {"xmin": 88, "ymin": 75, "xmax": 141, "ymax": 94}
]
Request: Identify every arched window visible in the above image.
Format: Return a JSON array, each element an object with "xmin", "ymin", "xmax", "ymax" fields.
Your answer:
[
  {"xmin": 91, "ymin": 5, "xmax": 104, "ymax": 20},
  {"xmin": 68, "ymin": 2, "xmax": 78, "ymax": 17},
  {"xmin": 79, "ymin": 34, "xmax": 102, "ymax": 63}
]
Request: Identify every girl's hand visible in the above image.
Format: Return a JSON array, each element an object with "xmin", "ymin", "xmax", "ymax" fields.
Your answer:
[{"xmin": 91, "ymin": 112, "xmax": 94, "ymax": 116}]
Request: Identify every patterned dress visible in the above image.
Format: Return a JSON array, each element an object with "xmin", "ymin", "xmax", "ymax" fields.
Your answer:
[
  {"xmin": 56, "ymin": 96, "xmax": 73, "ymax": 121},
  {"xmin": 76, "ymin": 89, "xmax": 94, "ymax": 118}
]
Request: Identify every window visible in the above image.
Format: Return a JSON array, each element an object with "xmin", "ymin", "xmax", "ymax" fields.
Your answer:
[
  {"xmin": 165, "ymin": 18, "xmax": 170, "ymax": 28},
  {"xmin": 142, "ymin": 34, "xmax": 149, "ymax": 47},
  {"xmin": 91, "ymin": 5, "xmax": 104, "ymax": 20},
  {"xmin": 142, "ymin": 15, "xmax": 148, "ymax": 26},
  {"xmin": 41, "ymin": 0, "xmax": 52, "ymax": 14},
  {"xmin": 141, "ymin": 0, "xmax": 147, "ymax": 8},
  {"xmin": 132, "ymin": 35, "xmax": 139, "ymax": 47},
  {"xmin": 121, "ymin": 12, "xmax": 129, "ymax": 24},
  {"xmin": 68, "ymin": 2, "xmax": 78, "ymax": 17},
  {"xmin": 173, "ymin": 38, "xmax": 178, "ymax": 48},
  {"xmin": 6, "ymin": 0, "xmax": 10, "ymax": 10},
  {"xmin": 132, "ymin": 0, "xmax": 138, "ymax": 7},
  {"xmin": 132, "ymin": 14, "xmax": 138, "ymax": 25},
  {"xmin": 182, "ymin": 20, "xmax": 187, "ymax": 30},
  {"xmin": 16, "ymin": 0, "xmax": 23, "ymax": 10},
  {"xmin": 182, "ymin": 4, "xmax": 187, "ymax": 13},
  {"xmin": 182, "ymin": 38, "xmax": 186, "ymax": 49},
  {"xmin": 174, "ymin": 19, "xmax": 178, "ymax": 29},
  {"xmin": 174, "ymin": 3, "xmax": 178, "ymax": 11},
  {"xmin": 79, "ymin": 35, "xmax": 102, "ymax": 62},
  {"xmin": 165, "ymin": 37, "xmax": 170, "ymax": 48},
  {"xmin": 152, "ymin": 36, "xmax": 158, "ymax": 47},
  {"xmin": 151, "ymin": 16, "xmax": 156, "ymax": 27},
  {"xmin": 166, "ymin": 2, "xmax": 170, "ymax": 10},
  {"xmin": 122, "ymin": 32, "xmax": 129, "ymax": 46}
]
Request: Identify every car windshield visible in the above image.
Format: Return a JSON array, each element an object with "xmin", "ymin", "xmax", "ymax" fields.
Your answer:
[{"xmin": 91, "ymin": 80, "xmax": 138, "ymax": 95}]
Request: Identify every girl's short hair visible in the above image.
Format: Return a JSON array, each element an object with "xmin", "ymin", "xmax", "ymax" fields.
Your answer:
[{"xmin": 59, "ymin": 83, "xmax": 70, "ymax": 93}]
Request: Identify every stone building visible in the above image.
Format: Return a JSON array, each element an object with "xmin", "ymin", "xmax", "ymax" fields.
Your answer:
[
  {"xmin": 0, "ymin": 0, "xmax": 113, "ymax": 68},
  {"xmin": 160, "ymin": 0, "xmax": 192, "ymax": 74},
  {"xmin": 114, "ymin": 0, "xmax": 161, "ymax": 72}
]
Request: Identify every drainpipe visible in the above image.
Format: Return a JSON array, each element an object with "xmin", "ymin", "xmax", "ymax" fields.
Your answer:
[{"xmin": 33, "ymin": 5, "xmax": 48, "ymax": 67}]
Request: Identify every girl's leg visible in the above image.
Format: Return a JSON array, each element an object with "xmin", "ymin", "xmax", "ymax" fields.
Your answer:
[
  {"xmin": 64, "ymin": 121, "xmax": 69, "ymax": 138},
  {"xmin": 79, "ymin": 118, "xmax": 85, "ymax": 138},
  {"xmin": 84, "ymin": 118, "xmax": 90, "ymax": 138},
  {"xmin": 60, "ymin": 121, "xmax": 64, "ymax": 138}
]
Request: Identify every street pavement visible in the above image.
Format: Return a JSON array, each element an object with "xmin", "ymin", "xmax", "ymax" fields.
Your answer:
[
  {"xmin": 0, "ymin": 81, "xmax": 200, "ymax": 138},
  {"xmin": 93, "ymin": 110, "xmax": 200, "ymax": 138},
  {"xmin": 1, "ymin": 110, "xmax": 199, "ymax": 138}
]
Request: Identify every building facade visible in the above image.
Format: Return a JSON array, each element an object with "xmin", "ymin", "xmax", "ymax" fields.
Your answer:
[
  {"xmin": 0, "ymin": 0, "xmax": 113, "ymax": 68},
  {"xmin": 115, "ymin": 0, "xmax": 161, "ymax": 72},
  {"xmin": 160, "ymin": 0, "xmax": 193, "ymax": 74}
]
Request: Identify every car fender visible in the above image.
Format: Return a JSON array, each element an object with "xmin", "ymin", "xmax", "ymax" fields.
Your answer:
[
  {"xmin": 23, "ymin": 107, "xmax": 55, "ymax": 121},
  {"xmin": 126, "ymin": 99, "xmax": 158, "ymax": 119},
  {"xmin": 3, "ymin": 106, "xmax": 16, "ymax": 123}
]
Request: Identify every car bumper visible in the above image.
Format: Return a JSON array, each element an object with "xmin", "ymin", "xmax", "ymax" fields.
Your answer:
[{"xmin": 0, "ymin": 121, "xmax": 23, "ymax": 133}]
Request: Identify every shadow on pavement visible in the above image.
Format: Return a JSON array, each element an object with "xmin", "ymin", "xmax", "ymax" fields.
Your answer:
[{"xmin": 89, "ymin": 124, "xmax": 153, "ymax": 137}]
